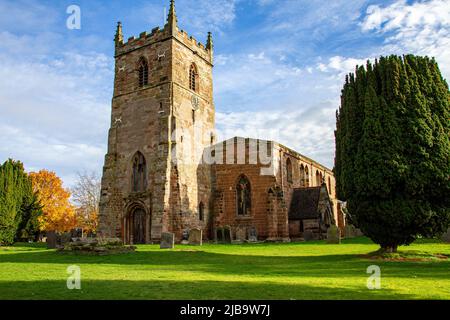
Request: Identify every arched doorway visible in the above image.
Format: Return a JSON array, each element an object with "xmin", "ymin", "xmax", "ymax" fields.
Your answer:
[
  {"xmin": 133, "ymin": 208, "xmax": 146, "ymax": 244},
  {"xmin": 126, "ymin": 207, "xmax": 148, "ymax": 244}
]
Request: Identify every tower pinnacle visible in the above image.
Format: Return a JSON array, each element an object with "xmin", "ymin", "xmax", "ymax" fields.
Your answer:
[
  {"xmin": 206, "ymin": 32, "xmax": 213, "ymax": 50},
  {"xmin": 167, "ymin": 0, "xmax": 178, "ymax": 33},
  {"xmin": 115, "ymin": 21, "xmax": 123, "ymax": 46}
]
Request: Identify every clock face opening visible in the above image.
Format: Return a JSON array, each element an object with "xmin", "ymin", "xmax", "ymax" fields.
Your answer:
[{"xmin": 191, "ymin": 95, "xmax": 200, "ymax": 111}]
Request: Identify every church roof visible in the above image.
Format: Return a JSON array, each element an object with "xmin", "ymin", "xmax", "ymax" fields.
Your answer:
[{"xmin": 289, "ymin": 187, "xmax": 322, "ymax": 220}]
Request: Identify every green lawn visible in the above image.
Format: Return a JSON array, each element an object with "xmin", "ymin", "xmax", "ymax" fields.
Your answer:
[{"xmin": 0, "ymin": 238, "xmax": 449, "ymax": 300}]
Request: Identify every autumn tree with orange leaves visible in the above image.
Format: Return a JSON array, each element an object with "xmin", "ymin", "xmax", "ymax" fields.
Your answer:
[{"xmin": 29, "ymin": 170, "xmax": 76, "ymax": 233}]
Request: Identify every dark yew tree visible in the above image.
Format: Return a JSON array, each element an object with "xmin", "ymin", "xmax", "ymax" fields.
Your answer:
[
  {"xmin": 0, "ymin": 159, "xmax": 42, "ymax": 245},
  {"xmin": 335, "ymin": 55, "xmax": 450, "ymax": 252}
]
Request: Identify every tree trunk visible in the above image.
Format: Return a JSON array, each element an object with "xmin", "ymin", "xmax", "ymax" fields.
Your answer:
[{"xmin": 381, "ymin": 245, "xmax": 398, "ymax": 253}]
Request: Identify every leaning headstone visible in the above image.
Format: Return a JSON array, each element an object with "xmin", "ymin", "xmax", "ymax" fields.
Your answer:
[
  {"xmin": 327, "ymin": 225, "xmax": 341, "ymax": 244},
  {"xmin": 247, "ymin": 227, "xmax": 258, "ymax": 242},
  {"xmin": 235, "ymin": 227, "xmax": 247, "ymax": 242},
  {"xmin": 188, "ymin": 228, "xmax": 203, "ymax": 246},
  {"xmin": 223, "ymin": 226, "xmax": 232, "ymax": 244},
  {"xmin": 303, "ymin": 231, "xmax": 314, "ymax": 241},
  {"xmin": 46, "ymin": 231, "xmax": 57, "ymax": 249},
  {"xmin": 160, "ymin": 232, "xmax": 175, "ymax": 249},
  {"xmin": 442, "ymin": 228, "xmax": 450, "ymax": 243}
]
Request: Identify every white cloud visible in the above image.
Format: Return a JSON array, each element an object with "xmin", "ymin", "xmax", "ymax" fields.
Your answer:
[
  {"xmin": 362, "ymin": 0, "xmax": 450, "ymax": 32},
  {"xmin": 0, "ymin": 0, "xmax": 58, "ymax": 32},
  {"xmin": 130, "ymin": 0, "xmax": 236, "ymax": 38},
  {"xmin": 216, "ymin": 102, "xmax": 337, "ymax": 169},
  {"xmin": 361, "ymin": 0, "xmax": 450, "ymax": 80},
  {"xmin": 316, "ymin": 56, "xmax": 370, "ymax": 80},
  {"xmin": 0, "ymin": 32, "xmax": 112, "ymax": 187}
]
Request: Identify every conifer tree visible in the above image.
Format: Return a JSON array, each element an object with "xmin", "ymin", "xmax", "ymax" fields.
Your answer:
[
  {"xmin": 335, "ymin": 55, "xmax": 450, "ymax": 252},
  {"xmin": 0, "ymin": 159, "xmax": 41, "ymax": 245}
]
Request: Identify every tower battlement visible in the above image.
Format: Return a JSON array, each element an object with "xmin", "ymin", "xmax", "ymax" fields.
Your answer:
[{"xmin": 115, "ymin": 1, "xmax": 213, "ymax": 63}]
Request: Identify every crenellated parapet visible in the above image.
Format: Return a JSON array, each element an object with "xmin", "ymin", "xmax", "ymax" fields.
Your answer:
[{"xmin": 114, "ymin": 0, "xmax": 213, "ymax": 64}]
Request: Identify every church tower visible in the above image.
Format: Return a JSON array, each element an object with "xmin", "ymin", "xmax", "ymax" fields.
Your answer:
[{"xmin": 98, "ymin": 0, "xmax": 216, "ymax": 243}]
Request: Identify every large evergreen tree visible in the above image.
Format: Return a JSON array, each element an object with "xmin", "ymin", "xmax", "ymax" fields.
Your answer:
[
  {"xmin": 0, "ymin": 159, "xmax": 41, "ymax": 245},
  {"xmin": 335, "ymin": 55, "xmax": 450, "ymax": 252}
]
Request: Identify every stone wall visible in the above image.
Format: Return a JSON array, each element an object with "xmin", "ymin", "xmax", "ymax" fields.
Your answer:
[{"xmin": 99, "ymin": 21, "xmax": 215, "ymax": 243}]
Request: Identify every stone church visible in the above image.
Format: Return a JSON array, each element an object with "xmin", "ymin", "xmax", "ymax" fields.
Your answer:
[{"xmin": 98, "ymin": 0, "xmax": 342, "ymax": 244}]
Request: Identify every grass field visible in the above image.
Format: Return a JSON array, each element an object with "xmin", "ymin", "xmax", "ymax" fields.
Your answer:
[{"xmin": 0, "ymin": 237, "xmax": 449, "ymax": 300}]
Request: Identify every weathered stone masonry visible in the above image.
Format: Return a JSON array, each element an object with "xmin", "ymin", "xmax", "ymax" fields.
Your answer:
[{"xmin": 98, "ymin": 0, "xmax": 343, "ymax": 244}]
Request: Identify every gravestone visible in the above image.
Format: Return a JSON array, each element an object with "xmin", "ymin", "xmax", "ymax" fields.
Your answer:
[
  {"xmin": 188, "ymin": 228, "xmax": 203, "ymax": 246},
  {"xmin": 235, "ymin": 227, "xmax": 247, "ymax": 242},
  {"xmin": 327, "ymin": 225, "xmax": 341, "ymax": 244},
  {"xmin": 247, "ymin": 227, "xmax": 258, "ymax": 242},
  {"xmin": 442, "ymin": 228, "xmax": 450, "ymax": 243},
  {"xmin": 355, "ymin": 228, "xmax": 364, "ymax": 237},
  {"xmin": 181, "ymin": 229, "xmax": 190, "ymax": 244},
  {"xmin": 46, "ymin": 231, "xmax": 57, "ymax": 249},
  {"xmin": 344, "ymin": 225, "xmax": 356, "ymax": 238},
  {"xmin": 160, "ymin": 232, "xmax": 175, "ymax": 249},
  {"xmin": 303, "ymin": 231, "xmax": 314, "ymax": 241},
  {"xmin": 223, "ymin": 226, "xmax": 232, "ymax": 244}
]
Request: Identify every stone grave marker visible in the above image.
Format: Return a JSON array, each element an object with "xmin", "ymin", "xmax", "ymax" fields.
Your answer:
[
  {"xmin": 303, "ymin": 231, "xmax": 314, "ymax": 241},
  {"xmin": 355, "ymin": 228, "xmax": 364, "ymax": 237},
  {"xmin": 327, "ymin": 225, "xmax": 341, "ymax": 244},
  {"xmin": 442, "ymin": 228, "xmax": 450, "ymax": 243},
  {"xmin": 188, "ymin": 228, "xmax": 203, "ymax": 246},
  {"xmin": 160, "ymin": 232, "xmax": 175, "ymax": 249},
  {"xmin": 247, "ymin": 227, "xmax": 258, "ymax": 242},
  {"xmin": 344, "ymin": 225, "xmax": 356, "ymax": 238},
  {"xmin": 181, "ymin": 229, "xmax": 190, "ymax": 244},
  {"xmin": 46, "ymin": 231, "xmax": 57, "ymax": 249},
  {"xmin": 235, "ymin": 227, "xmax": 247, "ymax": 242}
]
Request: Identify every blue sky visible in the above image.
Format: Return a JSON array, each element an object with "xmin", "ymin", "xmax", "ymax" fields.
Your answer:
[{"xmin": 0, "ymin": 0, "xmax": 449, "ymax": 187}]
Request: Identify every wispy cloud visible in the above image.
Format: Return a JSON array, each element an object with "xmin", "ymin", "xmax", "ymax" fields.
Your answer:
[
  {"xmin": 0, "ymin": 29, "xmax": 112, "ymax": 186},
  {"xmin": 0, "ymin": 0, "xmax": 448, "ymax": 187},
  {"xmin": 361, "ymin": 0, "xmax": 450, "ymax": 79}
]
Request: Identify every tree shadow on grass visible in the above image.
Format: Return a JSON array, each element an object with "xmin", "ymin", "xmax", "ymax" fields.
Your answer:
[{"xmin": 0, "ymin": 279, "xmax": 420, "ymax": 300}]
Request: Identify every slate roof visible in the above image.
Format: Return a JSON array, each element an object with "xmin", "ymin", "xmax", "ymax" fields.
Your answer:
[{"xmin": 289, "ymin": 187, "xmax": 321, "ymax": 220}]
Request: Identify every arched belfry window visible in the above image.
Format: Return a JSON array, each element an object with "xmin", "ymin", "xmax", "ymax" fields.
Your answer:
[
  {"xmin": 286, "ymin": 158, "xmax": 293, "ymax": 183},
  {"xmin": 316, "ymin": 170, "xmax": 321, "ymax": 186},
  {"xmin": 236, "ymin": 175, "xmax": 251, "ymax": 216},
  {"xmin": 138, "ymin": 58, "xmax": 149, "ymax": 87},
  {"xmin": 132, "ymin": 152, "xmax": 147, "ymax": 192},
  {"xmin": 189, "ymin": 63, "xmax": 198, "ymax": 92}
]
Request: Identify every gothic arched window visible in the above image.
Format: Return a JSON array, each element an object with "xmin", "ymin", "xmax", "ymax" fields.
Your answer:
[
  {"xmin": 138, "ymin": 58, "xmax": 149, "ymax": 87},
  {"xmin": 300, "ymin": 164, "xmax": 306, "ymax": 187},
  {"xmin": 305, "ymin": 166, "xmax": 310, "ymax": 187},
  {"xmin": 286, "ymin": 158, "xmax": 293, "ymax": 183},
  {"xmin": 132, "ymin": 152, "xmax": 147, "ymax": 192},
  {"xmin": 316, "ymin": 170, "xmax": 321, "ymax": 186},
  {"xmin": 236, "ymin": 175, "xmax": 251, "ymax": 216},
  {"xmin": 199, "ymin": 202, "xmax": 205, "ymax": 221},
  {"xmin": 189, "ymin": 63, "xmax": 198, "ymax": 92}
]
